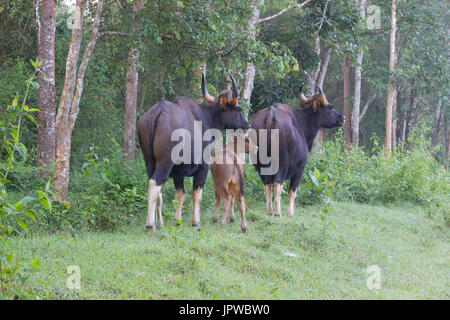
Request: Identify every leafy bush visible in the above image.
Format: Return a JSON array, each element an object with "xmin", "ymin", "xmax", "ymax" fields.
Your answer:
[
  {"xmin": 0, "ymin": 62, "xmax": 50, "ymax": 298},
  {"xmin": 304, "ymin": 130, "xmax": 449, "ymax": 221}
]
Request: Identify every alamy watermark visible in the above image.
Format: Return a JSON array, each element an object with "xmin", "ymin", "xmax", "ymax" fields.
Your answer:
[
  {"xmin": 366, "ymin": 265, "xmax": 381, "ymax": 290},
  {"xmin": 66, "ymin": 265, "xmax": 81, "ymax": 290},
  {"xmin": 170, "ymin": 123, "xmax": 279, "ymax": 175}
]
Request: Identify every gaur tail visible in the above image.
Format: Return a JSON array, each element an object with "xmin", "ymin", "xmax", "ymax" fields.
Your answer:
[{"xmin": 138, "ymin": 102, "xmax": 164, "ymax": 179}]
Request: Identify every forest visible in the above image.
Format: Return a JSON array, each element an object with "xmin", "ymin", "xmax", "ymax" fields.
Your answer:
[{"xmin": 0, "ymin": 0, "xmax": 448, "ymax": 300}]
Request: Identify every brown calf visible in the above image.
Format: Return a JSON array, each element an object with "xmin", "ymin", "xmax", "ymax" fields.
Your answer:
[{"xmin": 210, "ymin": 133, "xmax": 256, "ymax": 233}]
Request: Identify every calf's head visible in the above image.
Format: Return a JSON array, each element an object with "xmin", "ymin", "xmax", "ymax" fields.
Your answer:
[
  {"xmin": 202, "ymin": 72, "xmax": 249, "ymax": 131},
  {"xmin": 300, "ymin": 86, "xmax": 344, "ymax": 128}
]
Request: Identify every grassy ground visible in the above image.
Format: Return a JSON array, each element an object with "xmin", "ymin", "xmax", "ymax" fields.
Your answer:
[{"xmin": 7, "ymin": 201, "xmax": 449, "ymax": 299}]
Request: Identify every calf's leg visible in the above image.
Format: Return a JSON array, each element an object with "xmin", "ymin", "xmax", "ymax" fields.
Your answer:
[
  {"xmin": 213, "ymin": 189, "xmax": 221, "ymax": 223},
  {"xmin": 229, "ymin": 196, "xmax": 235, "ymax": 223},
  {"xmin": 220, "ymin": 193, "xmax": 233, "ymax": 227},
  {"xmin": 236, "ymin": 195, "xmax": 247, "ymax": 233}
]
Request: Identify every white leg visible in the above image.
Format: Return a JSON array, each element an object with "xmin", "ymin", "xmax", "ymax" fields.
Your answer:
[
  {"xmin": 288, "ymin": 189, "xmax": 297, "ymax": 217},
  {"xmin": 175, "ymin": 189, "xmax": 185, "ymax": 224},
  {"xmin": 156, "ymin": 192, "xmax": 164, "ymax": 228},
  {"xmin": 273, "ymin": 182, "xmax": 282, "ymax": 217},
  {"xmin": 192, "ymin": 188, "xmax": 203, "ymax": 227},
  {"xmin": 146, "ymin": 179, "xmax": 162, "ymax": 232},
  {"xmin": 263, "ymin": 184, "xmax": 273, "ymax": 215}
]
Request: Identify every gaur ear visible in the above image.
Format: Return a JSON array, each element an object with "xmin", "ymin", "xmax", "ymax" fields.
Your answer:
[
  {"xmin": 313, "ymin": 100, "xmax": 321, "ymax": 111},
  {"xmin": 229, "ymin": 97, "xmax": 238, "ymax": 107},
  {"xmin": 219, "ymin": 96, "xmax": 228, "ymax": 108}
]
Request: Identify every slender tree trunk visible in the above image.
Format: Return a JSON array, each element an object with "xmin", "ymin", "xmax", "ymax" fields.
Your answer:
[
  {"xmin": 123, "ymin": 47, "xmax": 139, "ymax": 161},
  {"xmin": 405, "ymin": 89, "xmax": 418, "ymax": 142},
  {"xmin": 195, "ymin": 61, "xmax": 206, "ymax": 103},
  {"xmin": 122, "ymin": 0, "xmax": 143, "ymax": 162},
  {"xmin": 385, "ymin": 0, "xmax": 397, "ymax": 154},
  {"xmin": 307, "ymin": 35, "xmax": 321, "ymax": 96},
  {"xmin": 316, "ymin": 43, "xmax": 331, "ymax": 89},
  {"xmin": 34, "ymin": 0, "xmax": 56, "ymax": 172},
  {"xmin": 391, "ymin": 90, "xmax": 398, "ymax": 148},
  {"xmin": 431, "ymin": 99, "xmax": 442, "ymax": 147},
  {"xmin": 351, "ymin": 0, "xmax": 366, "ymax": 148},
  {"xmin": 54, "ymin": 0, "xmax": 103, "ymax": 200},
  {"xmin": 343, "ymin": 57, "xmax": 352, "ymax": 145},
  {"xmin": 314, "ymin": 42, "xmax": 331, "ymax": 147},
  {"xmin": 307, "ymin": 36, "xmax": 321, "ymax": 149},
  {"xmin": 401, "ymin": 101, "xmax": 407, "ymax": 147},
  {"xmin": 391, "ymin": 31, "xmax": 400, "ymax": 148},
  {"xmin": 445, "ymin": 115, "xmax": 449, "ymax": 170},
  {"xmin": 395, "ymin": 90, "xmax": 402, "ymax": 145},
  {"xmin": 359, "ymin": 94, "xmax": 376, "ymax": 123},
  {"xmin": 241, "ymin": 0, "xmax": 263, "ymax": 117}
]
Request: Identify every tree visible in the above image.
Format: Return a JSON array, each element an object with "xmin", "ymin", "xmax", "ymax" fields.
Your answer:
[
  {"xmin": 431, "ymin": 99, "xmax": 442, "ymax": 147},
  {"xmin": 122, "ymin": 0, "xmax": 144, "ymax": 162},
  {"xmin": 351, "ymin": 0, "xmax": 366, "ymax": 147},
  {"xmin": 384, "ymin": 0, "xmax": 397, "ymax": 153},
  {"xmin": 54, "ymin": 0, "xmax": 104, "ymax": 200},
  {"xmin": 343, "ymin": 56, "xmax": 352, "ymax": 145},
  {"xmin": 241, "ymin": 0, "xmax": 264, "ymax": 117},
  {"xmin": 33, "ymin": 0, "xmax": 56, "ymax": 172}
]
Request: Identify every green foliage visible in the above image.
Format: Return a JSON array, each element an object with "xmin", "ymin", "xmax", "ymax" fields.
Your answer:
[
  {"xmin": 0, "ymin": 62, "xmax": 50, "ymax": 299},
  {"xmin": 304, "ymin": 131, "xmax": 449, "ymax": 222}
]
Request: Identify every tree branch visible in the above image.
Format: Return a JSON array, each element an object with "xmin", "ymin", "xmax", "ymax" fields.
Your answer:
[
  {"xmin": 258, "ymin": 0, "xmax": 312, "ymax": 24},
  {"xmin": 98, "ymin": 31, "xmax": 130, "ymax": 38},
  {"xmin": 359, "ymin": 94, "xmax": 376, "ymax": 122}
]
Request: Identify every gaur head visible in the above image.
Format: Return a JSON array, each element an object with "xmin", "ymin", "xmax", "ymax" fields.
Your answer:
[
  {"xmin": 299, "ymin": 85, "xmax": 345, "ymax": 128},
  {"xmin": 202, "ymin": 72, "xmax": 250, "ymax": 131}
]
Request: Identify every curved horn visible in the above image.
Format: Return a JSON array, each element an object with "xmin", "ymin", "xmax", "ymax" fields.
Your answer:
[
  {"xmin": 299, "ymin": 85, "xmax": 310, "ymax": 103},
  {"xmin": 229, "ymin": 72, "xmax": 239, "ymax": 99},
  {"xmin": 202, "ymin": 72, "xmax": 216, "ymax": 103},
  {"xmin": 316, "ymin": 86, "xmax": 329, "ymax": 105}
]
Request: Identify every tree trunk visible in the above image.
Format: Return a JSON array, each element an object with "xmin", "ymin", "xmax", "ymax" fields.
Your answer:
[
  {"xmin": 395, "ymin": 90, "xmax": 402, "ymax": 145},
  {"xmin": 306, "ymin": 35, "xmax": 321, "ymax": 96},
  {"xmin": 316, "ymin": 43, "xmax": 331, "ymax": 89},
  {"xmin": 431, "ymin": 99, "xmax": 442, "ymax": 147},
  {"xmin": 401, "ymin": 100, "xmax": 407, "ymax": 147},
  {"xmin": 391, "ymin": 90, "xmax": 398, "ymax": 148},
  {"xmin": 122, "ymin": 1, "xmax": 143, "ymax": 162},
  {"xmin": 241, "ymin": 0, "xmax": 263, "ymax": 117},
  {"xmin": 445, "ymin": 115, "xmax": 449, "ymax": 170},
  {"xmin": 343, "ymin": 57, "xmax": 352, "ymax": 145},
  {"xmin": 54, "ymin": 0, "xmax": 103, "ymax": 200},
  {"xmin": 307, "ymin": 36, "xmax": 321, "ymax": 149},
  {"xmin": 351, "ymin": 0, "xmax": 366, "ymax": 148},
  {"xmin": 384, "ymin": 0, "xmax": 397, "ymax": 154},
  {"xmin": 123, "ymin": 47, "xmax": 139, "ymax": 161},
  {"xmin": 34, "ymin": 0, "xmax": 56, "ymax": 172},
  {"xmin": 405, "ymin": 89, "xmax": 418, "ymax": 143}
]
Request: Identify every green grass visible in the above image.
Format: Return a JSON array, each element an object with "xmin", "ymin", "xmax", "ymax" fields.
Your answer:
[{"xmin": 6, "ymin": 201, "xmax": 450, "ymax": 299}]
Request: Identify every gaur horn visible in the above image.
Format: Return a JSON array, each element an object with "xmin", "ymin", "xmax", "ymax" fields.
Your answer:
[
  {"xmin": 316, "ymin": 86, "xmax": 329, "ymax": 106},
  {"xmin": 299, "ymin": 85, "xmax": 310, "ymax": 103},
  {"xmin": 202, "ymin": 72, "xmax": 216, "ymax": 103},
  {"xmin": 229, "ymin": 72, "xmax": 239, "ymax": 107},
  {"xmin": 229, "ymin": 72, "xmax": 239, "ymax": 98}
]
